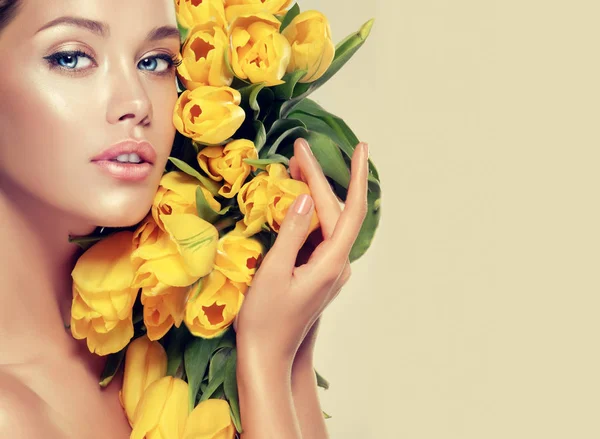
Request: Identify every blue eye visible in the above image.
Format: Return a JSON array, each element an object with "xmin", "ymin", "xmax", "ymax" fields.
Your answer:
[
  {"xmin": 44, "ymin": 50, "xmax": 94, "ymax": 70},
  {"xmin": 138, "ymin": 54, "xmax": 180, "ymax": 73}
]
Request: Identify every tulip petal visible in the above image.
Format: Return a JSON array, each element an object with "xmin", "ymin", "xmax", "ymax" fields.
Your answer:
[
  {"xmin": 182, "ymin": 399, "xmax": 236, "ymax": 439},
  {"xmin": 131, "ymin": 377, "xmax": 189, "ymax": 439},
  {"xmin": 161, "ymin": 213, "xmax": 219, "ymax": 279},
  {"xmin": 71, "ymin": 231, "xmax": 137, "ymax": 293},
  {"xmin": 121, "ymin": 336, "xmax": 168, "ymax": 426}
]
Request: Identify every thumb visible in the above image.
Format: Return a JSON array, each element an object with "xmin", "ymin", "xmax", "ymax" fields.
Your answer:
[{"xmin": 269, "ymin": 194, "xmax": 315, "ymax": 275}]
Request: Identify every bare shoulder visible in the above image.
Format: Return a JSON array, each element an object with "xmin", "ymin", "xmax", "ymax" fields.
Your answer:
[{"xmin": 0, "ymin": 368, "xmax": 70, "ymax": 439}]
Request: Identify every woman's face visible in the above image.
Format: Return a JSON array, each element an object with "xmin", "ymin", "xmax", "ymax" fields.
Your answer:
[{"xmin": 0, "ymin": 0, "xmax": 180, "ymax": 229}]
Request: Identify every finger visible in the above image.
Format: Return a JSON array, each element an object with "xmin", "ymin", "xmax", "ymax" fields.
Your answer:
[
  {"xmin": 288, "ymin": 156, "xmax": 306, "ymax": 183},
  {"xmin": 266, "ymin": 193, "xmax": 315, "ymax": 277},
  {"xmin": 316, "ymin": 142, "xmax": 369, "ymax": 264},
  {"xmin": 294, "ymin": 138, "xmax": 342, "ymax": 238}
]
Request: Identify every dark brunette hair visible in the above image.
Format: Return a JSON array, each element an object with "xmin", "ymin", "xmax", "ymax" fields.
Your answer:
[{"xmin": 0, "ymin": 0, "xmax": 21, "ymax": 35}]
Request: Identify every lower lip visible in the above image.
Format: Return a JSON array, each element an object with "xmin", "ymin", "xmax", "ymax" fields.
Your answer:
[{"xmin": 92, "ymin": 160, "xmax": 153, "ymax": 182}]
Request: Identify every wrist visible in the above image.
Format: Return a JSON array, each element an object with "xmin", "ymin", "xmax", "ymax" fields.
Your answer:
[{"xmin": 236, "ymin": 332, "xmax": 297, "ymax": 368}]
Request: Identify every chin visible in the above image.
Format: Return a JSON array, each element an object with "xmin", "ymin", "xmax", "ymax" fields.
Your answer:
[{"xmin": 89, "ymin": 196, "xmax": 155, "ymax": 229}]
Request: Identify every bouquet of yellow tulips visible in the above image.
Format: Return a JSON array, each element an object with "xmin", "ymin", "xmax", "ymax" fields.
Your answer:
[{"xmin": 67, "ymin": 0, "xmax": 381, "ymax": 437}]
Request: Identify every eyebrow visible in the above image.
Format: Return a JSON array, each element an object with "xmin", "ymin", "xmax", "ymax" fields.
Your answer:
[{"xmin": 35, "ymin": 16, "xmax": 180, "ymax": 42}]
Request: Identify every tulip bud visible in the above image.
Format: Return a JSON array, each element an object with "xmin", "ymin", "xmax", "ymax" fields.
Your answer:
[
  {"xmin": 173, "ymin": 86, "xmax": 246, "ymax": 146},
  {"xmin": 130, "ymin": 376, "xmax": 190, "ymax": 439},
  {"xmin": 178, "ymin": 22, "xmax": 233, "ymax": 89},
  {"xmin": 282, "ymin": 10, "xmax": 335, "ymax": 83},
  {"xmin": 229, "ymin": 12, "xmax": 292, "ymax": 86},
  {"xmin": 119, "ymin": 335, "xmax": 168, "ymax": 427}
]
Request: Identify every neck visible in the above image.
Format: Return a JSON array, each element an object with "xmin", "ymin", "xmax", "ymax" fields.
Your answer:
[{"xmin": 0, "ymin": 176, "xmax": 97, "ymax": 362}]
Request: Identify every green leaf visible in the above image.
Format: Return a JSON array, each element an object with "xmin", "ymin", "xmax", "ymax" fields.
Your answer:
[
  {"xmin": 288, "ymin": 112, "xmax": 349, "ymax": 156},
  {"xmin": 272, "ymin": 69, "xmax": 308, "ymax": 100},
  {"xmin": 99, "ymin": 347, "xmax": 126, "ymax": 388},
  {"xmin": 243, "ymin": 154, "xmax": 289, "ymax": 169},
  {"xmin": 282, "ymin": 18, "xmax": 375, "ymax": 116},
  {"xmin": 184, "ymin": 336, "xmax": 224, "ymax": 412},
  {"xmin": 209, "ymin": 347, "xmax": 232, "ymax": 382},
  {"xmin": 304, "ymin": 131, "xmax": 351, "ymax": 188},
  {"xmin": 289, "ymin": 99, "xmax": 380, "ymax": 181},
  {"xmin": 260, "ymin": 119, "xmax": 307, "ymax": 158},
  {"xmin": 253, "ymin": 120, "xmax": 267, "ymax": 150},
  {"xmin": 166, "ymin": 325, "xmax": 192, "ymax": 378},
  {"xmin": 199, "ymin": 363, "xmax": 226, "ymax": 402},
  {"xmin": 323, "ymin": 410, "xmax": 332, "ymax": 419},
  {"xmin": 239, "ymin": 82, "xmax": 274, "ymax": 121},
  {"xmin": 279, "ymin": 3, "xmax": 300, "ymax": 32},
  {"xmin": 349, "ymin": 179, "xmax": 382, "ymax": 262},
  {"xmin": 266, "ymin": 118, "xmax": 306, "ymax": 139},
  {"xmin": 224, "ymin": 349, "xmax": 243, "ymax": 433},
  {"xmin": 315, "ymin": 369, "xmax": 330, "ymax": 390},
  {"xmin": 265, "ymin": 126, "xmax": 307, "ymax": 158},
  {"xmin": 196, "ymin": 186, "xmax": 220, "ymax": 223},
  {"xmin": 168, "ymin": 157, "xmax": 220, "ymax": 196}
]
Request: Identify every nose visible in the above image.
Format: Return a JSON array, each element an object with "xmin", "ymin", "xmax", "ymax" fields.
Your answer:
[{"xmin": 106, "ymin": 60, "xmax": 152, "ymax": 127}]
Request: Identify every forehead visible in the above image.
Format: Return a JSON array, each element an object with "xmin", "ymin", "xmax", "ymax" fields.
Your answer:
[{"xmin": 19, "ymin": 0, "xmax": 177, "ymax": 38}]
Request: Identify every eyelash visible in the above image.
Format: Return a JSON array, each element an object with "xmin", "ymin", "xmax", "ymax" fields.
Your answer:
[{"xmin": 43, "ymin": 49, "xmax": 183, "ymax": 76}]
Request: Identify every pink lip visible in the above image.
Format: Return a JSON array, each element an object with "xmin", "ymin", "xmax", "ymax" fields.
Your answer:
[
  {"xmin": 91, "ymin": 139, "xmax": 157, "ymax": 164},
  {"xmin": 91, "ymin": 140, "xmax": 157, "ymax": 182}
]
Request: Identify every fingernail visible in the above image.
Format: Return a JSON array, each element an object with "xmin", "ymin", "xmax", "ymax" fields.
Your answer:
[
  {"xmin": 299, "ymin": 138, "xmax": 314, "ymax": 156},
  {"xmin": 294, "ymin": 194, "xmax": 312, "ymax": 215},
  {"xmin": 361, "ymin": 142, "xmax": 370, "ymax": 158}
]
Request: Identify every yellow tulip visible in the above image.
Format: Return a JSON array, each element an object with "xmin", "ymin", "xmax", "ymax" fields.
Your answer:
[
  {"xmin": 69, "ymin": 231, "xmax": 138, "ymax": 355},
  {"xmin": 132, "ymin": 214, "xmax": 218, "ymax": 290},
  {"xmin": 71, "ymin": 231, "xmax": 138, "ymax": 321},
  {"xmin": 224, "ymin": 0, "xmax": 292, "ymax": 23},
  {"xmin": 184, "ymin": 269, "xmax": 246, "ymax": 338},
  {"xmin": 70, "ymin": 287, "xmax": 134, "ymax": 356},
  {"xmin": 178, "ymin": 22, "xmax": 233, "ymax": 89},
  {"xmin": 214, "ymin": 233, "xmax": 263, "ymax": 285},
  {"xmin": 141, "ymin": 286, "xmax": 191, "ymax": 340},
  {"xmin": 282, "ymin": 10, "xmax": 335, "ymax": 83},
  {"xmin": 182, "ymin": 399, "xmax": 236, "ymax": 439},
  {"xmin": 131, "ymin": 214, "xmax": 219, "ymax": 339},
  {"xmin": 229, "ymin": 12, "xmax": 292, "ymax": 86},
  {"xmin": 232, "ymin": 171, "xmax": 270, "ymax": 237},
  {"xmin": 264, "ymin": 163, "xmax": 320, "ymax": 234},
  {"xmin": 130, "ymin": 376, "xmax": 189, "ymax": 439},
  {"xmin": 234, "ymin": 163, "xmax": 320, "ymax": 237},
  {"xmin": 118, "ymin": 335, "xmax": 168, "ymax": 427},
  {"xmin": 173, "ymin": 85, "xmax": 246, "ymax": 146},
  {"xmin": 152, "ymin": 171, "xmax": 221, "ymax": 231},
  {"xmin": 197, "ymin": 139, "xmax": 258, "ymax": 198},
  {"xmin": 176, "ymin": 0, "xmax": 227, "ymax": 29}
]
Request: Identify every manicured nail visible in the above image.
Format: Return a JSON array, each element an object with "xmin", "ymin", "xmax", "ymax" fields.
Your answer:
[
  {"xmin": 299, "ymin": 138, "xmax": 314, "ymax": 156},
  {"xmin": 295, "ymin": 194, "xmax": 312, "ymax": 215},
  {"xmin": 361, "ymin": 142, "xmax": 370, "ymax": 158}
]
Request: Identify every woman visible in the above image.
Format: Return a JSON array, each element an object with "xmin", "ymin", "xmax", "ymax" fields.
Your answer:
[{"xmin": 0, "ymin": 0, "xmax": 369, "ymax": 438}]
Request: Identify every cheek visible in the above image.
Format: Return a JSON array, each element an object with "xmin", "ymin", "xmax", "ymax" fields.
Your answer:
[{"xmin": 0, "ymin": 77, "xmax": 94, "ymax": 202}]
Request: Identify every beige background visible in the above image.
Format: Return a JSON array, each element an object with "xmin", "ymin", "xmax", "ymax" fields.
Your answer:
[{"xmin": 304, "ymin": 1, "xmax": 600, "ymax": 438}]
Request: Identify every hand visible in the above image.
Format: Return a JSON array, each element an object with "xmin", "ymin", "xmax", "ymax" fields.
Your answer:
[{"xmin": 234, "ymin": 137, "xmax": 369, "ymax": 365}]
